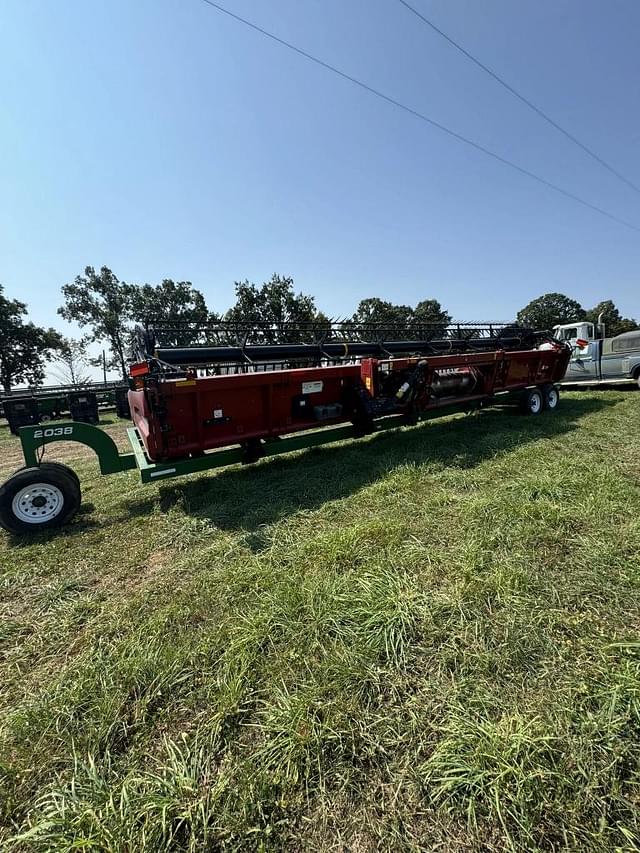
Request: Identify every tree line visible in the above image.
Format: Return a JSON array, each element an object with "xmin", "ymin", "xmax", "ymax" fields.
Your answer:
[
  {"xmin": 0, "ymin": 267, "xmax": 636, "ymax": 391},
  {"xmin": 516, "ymin": 292, "xmax": 637, "ymax": 339}
]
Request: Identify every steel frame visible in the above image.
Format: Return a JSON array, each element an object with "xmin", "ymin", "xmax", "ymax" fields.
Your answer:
[{"xmin": 17, "ymin": 404, "xmax": 480, "ymax": 486}]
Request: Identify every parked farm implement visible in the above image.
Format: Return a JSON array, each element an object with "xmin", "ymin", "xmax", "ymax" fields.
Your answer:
[
  {"xmin": 0, "ymin": 381, "xmax": 131, "ymax": 434},
  {"xmin": 0, "ymin": 323, "xmax": 570, "ymax": 534}
]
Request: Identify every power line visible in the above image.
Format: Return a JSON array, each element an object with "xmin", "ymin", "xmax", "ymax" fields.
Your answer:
[
  {"xmin": 396, "ymin": 0, "xmax": 640, "ymax": 196},
  {"xmin": 196, "ymin": 0, "xmax": 640, "ymax": 233}
]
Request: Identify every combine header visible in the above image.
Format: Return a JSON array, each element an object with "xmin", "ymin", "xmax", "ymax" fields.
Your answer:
[{"xmin": 0, "ymin": 322, "xmax": 570, "ymax": 534}]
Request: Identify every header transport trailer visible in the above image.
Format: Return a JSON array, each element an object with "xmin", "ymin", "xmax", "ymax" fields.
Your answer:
[{"xmin": 0, "ymin": 323, "xmax": 570, "ymax": 534}]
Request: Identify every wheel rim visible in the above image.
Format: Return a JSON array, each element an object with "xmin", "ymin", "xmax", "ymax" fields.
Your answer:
[
  {"xmin": 11, "ymin": 483, "xmax": 64, "ymax": 524},
  {"xmin": 547, "ymin": 388, "xmax": 558, "ymax": 408},
  {"xmin": 530, "ymin": 393, "xmax": 542, "ymax": 413}
]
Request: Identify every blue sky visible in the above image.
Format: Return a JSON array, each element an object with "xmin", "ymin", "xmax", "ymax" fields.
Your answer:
[{"xmin": 1, "ymin": 0, "xmax": 639, "ymax": 353}]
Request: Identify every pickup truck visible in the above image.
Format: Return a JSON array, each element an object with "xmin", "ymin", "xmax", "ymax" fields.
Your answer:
[{"xmin": 552, "ymin": 322, "xmax": 640, "ymax": 387}]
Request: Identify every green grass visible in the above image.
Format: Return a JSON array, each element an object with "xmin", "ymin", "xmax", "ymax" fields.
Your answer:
[{"xmin": 1, "ymin": 390, "xmax": 639, "ymax": 851}]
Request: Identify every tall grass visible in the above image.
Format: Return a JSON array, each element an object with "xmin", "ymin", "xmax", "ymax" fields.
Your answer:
[{"xmin": 1, "ymin": 390, "xmax": 639, "ymax": 850}]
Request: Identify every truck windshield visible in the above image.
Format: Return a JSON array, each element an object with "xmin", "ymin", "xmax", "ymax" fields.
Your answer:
[{"xmin": 557, "ymin": 328, "xmax": 578, "ymax": 341}]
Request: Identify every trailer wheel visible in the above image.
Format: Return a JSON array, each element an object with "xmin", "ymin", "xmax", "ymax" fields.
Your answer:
[
  {"xmin": 0, "ymin": 464, "xmax": 81, "ymax": 535},
  {"xmin": 39, "ymin": 461, "xmax": 81, "ymax": 490},
  {"xmin": 543, "ymin": 384, "xmax": 560, "ymax": 411},
  {"xmin": 520, "ymin": 388, "xmax": 544, "ymax": 415}
]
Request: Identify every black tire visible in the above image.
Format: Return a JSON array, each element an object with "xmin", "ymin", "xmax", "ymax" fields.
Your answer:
[
  {"xmin": 0, "ymin": 464, "xmax": 81, "ymax": 535},
  {"xmin": 519, "ymin": 388, "xmax": 544, "ymax": 415},
  {"xmin": 543, "ymin": 384, "xmax": 560, "ymax": 411},
  {"xmin": 634, "ymin": 368, "xmax": 640, "ymax": 390},
  {"xmin": 40, "ymin": 461, "xmax": 81, "ymax": 490}
]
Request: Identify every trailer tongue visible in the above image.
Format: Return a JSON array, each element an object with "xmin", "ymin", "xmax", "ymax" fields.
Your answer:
[{"xmin": 0, "ymin": 323, "xmax": 570, "ymax": 534}]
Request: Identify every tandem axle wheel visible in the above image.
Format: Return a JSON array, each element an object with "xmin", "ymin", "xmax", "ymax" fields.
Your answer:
[{"xmin": 519, "ymin": 384, "xmax": 560, "ymax": 415}]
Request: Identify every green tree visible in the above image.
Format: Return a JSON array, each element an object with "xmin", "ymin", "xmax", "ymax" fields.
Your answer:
[
  {"xmin": 413, "ymin": 298, "xmax": 451, "ymax": 337},
  {"xmin": 225, "ymin": 274, "xmax": 322, "ymax": 343},
  {"xmin": 0, "ymin": 285, "xmax": 63, "ymax": 392},
  {"xmin": 584, "ymin": 300, "xmax": 638, "ymax": 337},
  {"xmin": 351, "ymin": 297, "xmax": 414, "ymax": 328},
  {"xmin": 350, "ymin": 297, "xmax": 451, "ymax": 340},
  {"xmin": 516, "ymin": 293, "xmax": 585, "ymax": 331},
  {"xmin": 51, "ymin": 337, "xmax": 91, "ymax": 386},
  {"xmin": 59, "ymin": 266, "xmax": 134, "ymax": 381},
  {"xmin": 130, "ymin": 279, "xmax": 213, "ymax": 346}
]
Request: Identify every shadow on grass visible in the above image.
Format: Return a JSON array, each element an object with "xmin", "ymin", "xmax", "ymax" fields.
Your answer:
[
  {"xmin": 119, "ymin": 396, "xmax": 617, "ymax": 539},
  {"xmin": 6, "ymin": 497, "xmax": 160, "ymax": 547}
]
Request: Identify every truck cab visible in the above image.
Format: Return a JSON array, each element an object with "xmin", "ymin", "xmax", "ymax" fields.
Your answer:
[
  {"xmin": 553, "ymin": 320, "xmax": 640, "ymax": 387},
  {"xmin": 552, "ymin": 321, "xmax": 597, "ymax": 347}
]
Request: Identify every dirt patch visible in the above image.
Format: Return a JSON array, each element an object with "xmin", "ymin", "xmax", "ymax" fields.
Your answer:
[{"xmin": 93, "ymin": 547, "xmax": 175, "ymax": 597}]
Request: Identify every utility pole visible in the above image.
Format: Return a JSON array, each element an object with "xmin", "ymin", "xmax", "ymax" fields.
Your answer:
[{"xmin": 102, "ymin": 350, "xmax": 107, "ymax": 384}]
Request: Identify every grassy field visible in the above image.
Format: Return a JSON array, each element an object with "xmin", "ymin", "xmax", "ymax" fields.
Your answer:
[{"xmin": 1, "ymin": 390, "xmax": 639, "ymax": 852}]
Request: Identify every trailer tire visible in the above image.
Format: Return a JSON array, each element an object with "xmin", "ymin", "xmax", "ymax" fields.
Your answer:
[
  {"xmin": 543, "ymin": 384, "xmax": 560, "ymax": 411},
  {"xmin": 0, "ymin": 464, "xmax": 81, "ymax": 535},
  {"xmin": 39, "ymin": 461, "xmax": 81, "ymax": 490},
  {"xmin": 520, "ymin": 388, "xmax": 544, "ymax": 415}
]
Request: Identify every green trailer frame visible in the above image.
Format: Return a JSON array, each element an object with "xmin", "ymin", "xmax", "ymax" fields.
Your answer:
[
  {"xmin": 16, "ymin": 414, "xmax": 425, "ymax": 485},
  {"xmin": 14, "ymin": 384, "xmax": 549, "ymax": 487},
  {"xmin": 0, "ymin": 385, "xmax": 558, "ymax": 535}
]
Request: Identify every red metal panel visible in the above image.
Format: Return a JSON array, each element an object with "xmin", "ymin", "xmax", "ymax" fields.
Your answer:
[
  {"xmin": 130, "ymin": 345, "xmax": 570, "ymax": 462},
  {"xmin": 130, "ymin": 365, "xmax": 361, "ymax": 461}
]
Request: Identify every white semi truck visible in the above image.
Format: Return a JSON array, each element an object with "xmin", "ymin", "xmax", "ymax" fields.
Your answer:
[{"xmin": 552, "ymin": 318, "xmax": 640, "ymax": 388}]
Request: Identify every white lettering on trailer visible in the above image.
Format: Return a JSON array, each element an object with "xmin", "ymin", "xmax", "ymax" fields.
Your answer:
[
  {"xmin": 33, "ymin": 427, "xmax": 74, "ymax": 439},
  {"xmin": 149, "ymin": 468, "xmax": 177, "ymax": 478},
  {"xmin": 302, "ymin": 380, "xmax": 323, "ymax": 394}
]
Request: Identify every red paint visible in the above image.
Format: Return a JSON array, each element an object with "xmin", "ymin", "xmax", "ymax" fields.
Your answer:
[
  {"xmin": 129, "ymin": 362, "xmax": 151, "ymax": 377},
  {"xmin": 129, "ymin": 364, "xmax": 361, "ymax": 461},
  {"xmin": 129, "ymin": 345, "xmax": 570, "ymax": 462}
]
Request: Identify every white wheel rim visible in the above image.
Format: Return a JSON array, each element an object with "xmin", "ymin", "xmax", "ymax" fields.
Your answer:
[
  {"xmin": 547, "ymin": 389, "xmax": 558, "ymax": 407},
  {"xmin": 12, "ymin": 483, "xmax": 64, "ymax": 524},
  {"xmin": 531, "ymin": 394, "xmax": 542, "ymax": 413}
]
